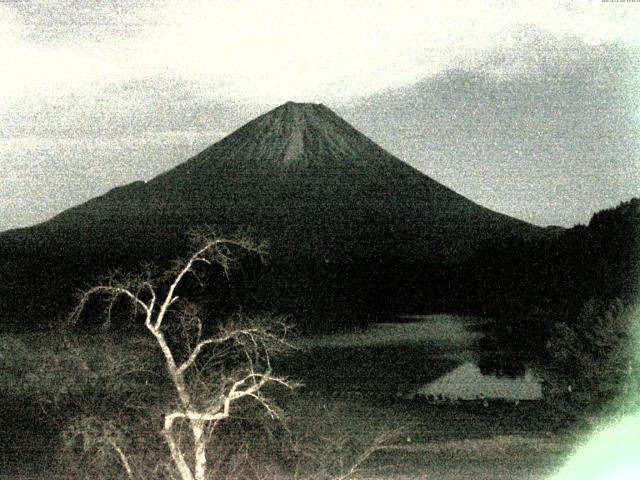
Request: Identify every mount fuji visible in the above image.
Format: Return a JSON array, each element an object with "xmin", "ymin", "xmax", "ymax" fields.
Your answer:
[{"xmin": 0, "ymin": 102, "xmax": 542, "ymax": 328}]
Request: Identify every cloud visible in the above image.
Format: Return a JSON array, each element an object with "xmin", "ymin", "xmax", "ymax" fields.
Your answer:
[
  {"xmin": 136, "ymin": 0, "xmax": 640, "ymax": 102},
  {"xmin": 340, "ymin": 36, "xmax": 640, "ymax": 227},
  {"xmin": 7, "ymin": 0, "xmax": 166, "ymax": 44},
  {"xmin": 1, "ymin": 1, "xmax": 638, "ymax": 104},
  {"xmin": 0, "ymin": 76, "xmax": 257, "ymax": 139}
]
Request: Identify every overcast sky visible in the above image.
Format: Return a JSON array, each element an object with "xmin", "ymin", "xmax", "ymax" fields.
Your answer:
[{"xmin": 1, "ymin": 0, "xmax": 639, "ymax": 230}]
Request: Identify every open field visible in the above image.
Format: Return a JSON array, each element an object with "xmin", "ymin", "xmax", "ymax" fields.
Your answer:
[
  {"xmin": 0, "ymin": 330, "xmax": 577, "ymax": 479},
  {"xmin": 284, "ymin": 395, "xmax": 574, "ymax": 479},
  {"xmin": 0, "ymin": 394, "xmax": 575, "ymax": 479}
]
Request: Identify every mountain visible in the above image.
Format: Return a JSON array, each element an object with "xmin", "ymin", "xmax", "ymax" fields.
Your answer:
[
  {"xmin": 0, "ymin": 102, "xmax": 543, "ymax": 330},
  {"xmin": 44, "ymin": 102, "xmax": 538, "ymax": 259}
]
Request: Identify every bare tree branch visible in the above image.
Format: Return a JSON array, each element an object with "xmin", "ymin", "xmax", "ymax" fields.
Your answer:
[{"xmin": 68, "ymin": 231, "xmax": 293, "ymax": 480}]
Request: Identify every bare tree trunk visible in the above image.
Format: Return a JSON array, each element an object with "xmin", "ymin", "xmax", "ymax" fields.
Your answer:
[
  {"xmin": 164, "ymin": 416, "xmax": 195, "ymax": 480},
  {"xmin": 192, "ymin": 420, "xmax": 207, "ymax": 480}
]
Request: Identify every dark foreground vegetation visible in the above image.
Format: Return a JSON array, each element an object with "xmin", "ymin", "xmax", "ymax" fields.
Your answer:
[
  {"xmin": 449, "ymin": 198, "xmax": 640, "ymax": 422},
  {"xmin": 0, "ymin": 331, "xmax": 575, "ymax": 480},
  {"xmin": 1, "ymin": 234, "xmax": 409, "ymax": 480},
  {"xmin": 0, "ymin": 197, "xmax": 637, "ymax": 477}
]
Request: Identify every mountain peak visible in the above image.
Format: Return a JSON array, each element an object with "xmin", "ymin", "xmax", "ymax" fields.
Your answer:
[
  {"xmin": 266, "ymin": 101, "xmax": 333, "ymax": 124},
  {"xmin": 180, "ymin": 100, "xmax": 378, "ymax": 170},
  {"xmin": 281, "ymin": 100, "xmax": 325, "ymax": 108}
]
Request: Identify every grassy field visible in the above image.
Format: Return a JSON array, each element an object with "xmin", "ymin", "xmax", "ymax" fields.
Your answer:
[
  {"xmin": 0, "ymin": 330, "xmax": 577, "ymax": 479},
  {"xmin": 285, "ymin": 395, "xmax": 575, "ymax": 479}
]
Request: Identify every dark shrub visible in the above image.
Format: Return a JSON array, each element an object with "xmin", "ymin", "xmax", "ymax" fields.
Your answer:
[{"xmin": 538, "ymin": 298, "xmax": 639, "ymax": 423}]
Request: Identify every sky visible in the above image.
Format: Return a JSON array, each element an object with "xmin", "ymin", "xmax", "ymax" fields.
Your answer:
[{"xmin": 1, "ymin": 0, "xmax": 639, "ymax": 230}]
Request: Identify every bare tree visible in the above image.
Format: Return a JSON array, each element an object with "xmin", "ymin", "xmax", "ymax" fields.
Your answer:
[{"xmin": 70, "ymin": 231, "xmax": 299, "ymax": 480}]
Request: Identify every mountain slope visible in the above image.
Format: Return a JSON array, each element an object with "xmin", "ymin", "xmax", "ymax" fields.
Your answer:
[
  {"xmin": 0, "ymin": 102, "xmax": 542, "ymax": 329},
  {"xmin": 46, "ymin": 102, "xmax": 537, "ymax": 256}
]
